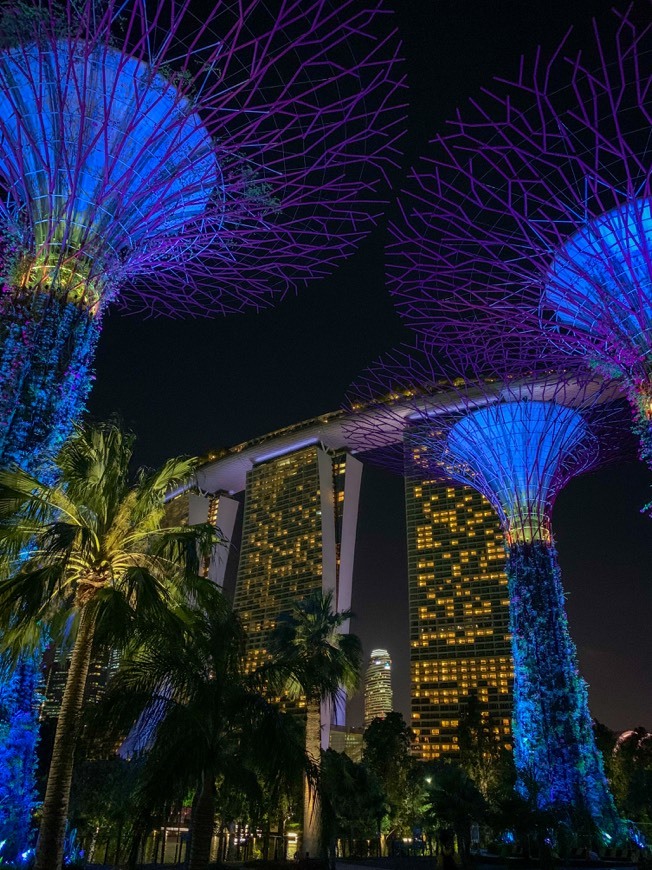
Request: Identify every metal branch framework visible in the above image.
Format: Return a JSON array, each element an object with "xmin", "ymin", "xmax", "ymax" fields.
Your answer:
[
  {"xmin": 0, "ymin": 0, "xmax": 406, "ymax": 472},
  {"xmin": 346, "ymin": 342, "xmax": 626, "ymax": 834},
  {"xmin": 1, "ymin": 0, "xmax": 406, "ymax": 315},
  {"xmin": 386, "ymin": 6, "xmax": 652, "ymax": 461}
]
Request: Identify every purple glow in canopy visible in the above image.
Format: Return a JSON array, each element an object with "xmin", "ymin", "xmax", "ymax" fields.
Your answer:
[
  {"xmin": 384, "ymin": 8, "xmax": 652, "ymax": 464},
  {"xmin": 0, "ymin": 0, "xmax": 406, "ymax": 317},
  {"xmin": 0, "ymin": 0, "xmax": 406, "ymax": 471},
  {"xmin": 0, "ymin": 40, "xmax": 221, "ymax": 305}
]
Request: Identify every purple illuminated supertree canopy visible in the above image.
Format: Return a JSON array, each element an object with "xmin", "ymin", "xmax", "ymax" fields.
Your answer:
[
  {"xmin": 0, "ymin": 0, "xmax": 406, "ymax": 473},
  {"xmin": 385, "ymin": 7, "xmax": 652, "ymax": 466},
  {"xmin": 347, "ymin": 342, "xmax": 626, "ymax": 836}
]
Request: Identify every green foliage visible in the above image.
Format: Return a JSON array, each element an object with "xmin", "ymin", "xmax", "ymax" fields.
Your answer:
[
  {"xmin": 93, "ymin": 589, "xmax": 311, "ymax": 866},
  {"xmin": 0, "ymin": 420, "xmax": 220, "ymax": 656},
  {"xmin": 269, "ymin": 589, "xmax": 361, "ymax": 706},
  {"xmin": 268, "ymin": 589, "xmax": 362, "ymax": 860},
  {"xmin": 458, "ymin": 690, "xmax": 513, "ymax": 800},
  {"xmin": 67, "ymin": 755, "xmax": 143, "ymax": 860},
  {"xmin": 608, "ymin": 729, "xmax": 652, "ymax": 826},
  {"xmin": 363, "ymin": 712, "xmax": 423, "ymax": 840},
  {"xmin": 424, "ymin": 762, "xmax": 487, "ymax": 866},
  {"xmin": 0, "ymin": 420, "xmax": 222, "ymax": 870},
  {"xmin": 320, "ymin": 750, "xmax": 385, "ymax": 856}
]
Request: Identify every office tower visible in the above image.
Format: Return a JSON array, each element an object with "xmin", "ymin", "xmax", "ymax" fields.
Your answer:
[
  {"xmin": 364, "ymin": 649, "xmax": 393, "ymax": 728},
  {"xmin": 234, "ymin": 443, "xmax": 362, "ymax": 744},
  {"xmin": 329, "ymin": 725, "xmax": 364, "ymax": 763},
  {"xmin": 39, "ymin": 647, "xmax": 119, "ymax": 722},
  {"xmin": 406, "ymin": 479, "xmax": 512, "ymax": 761}
]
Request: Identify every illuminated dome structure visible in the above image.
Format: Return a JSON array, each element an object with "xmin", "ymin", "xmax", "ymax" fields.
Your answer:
[
  {"xmin": 347, "ymin": 343, "xmax": 625, "ymax": 836},
  {"xmin": 545, "ymin": 198, "xmax": 652, "ymax": 364},
  {"xmin": 0, "ymin": 0, "xmax": 405, "ymax": 473},
  {"xmin": 385, "ymin": 9, "xmax": 652, "ymax": 465}
]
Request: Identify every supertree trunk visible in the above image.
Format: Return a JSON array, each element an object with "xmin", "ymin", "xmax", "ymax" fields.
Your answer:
[
  {"xmin": 507, "ymin": 540, "xmax": 620, "ymax": 834},
  {"xmin": 0, "ymin": 654, "xmax": 39, "ymax": 863},
  {"xmin": 0, "ymin": 289, "xmax": 99, "ymax": 474},
  {"xmin": 0, "ymin": 289, "xmax": 98, "ymax": 861}
]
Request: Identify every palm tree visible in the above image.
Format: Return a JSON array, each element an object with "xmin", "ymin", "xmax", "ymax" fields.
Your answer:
[
  {"xmin": 96, "ymin": 588, "xmax": 310, "ymax": 870},
  {"xmin": 0, "ymin": 421, "xmax": 218, "ymax": 870},
  {"xmin": 269, "ymin": 589, "xmax": 362, "ymax": 859}
]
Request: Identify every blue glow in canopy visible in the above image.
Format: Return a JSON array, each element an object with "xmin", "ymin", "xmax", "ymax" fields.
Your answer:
[
  {"xmin": 446, "ymin": 401, "xmax": 587, "ymax": 541},
  {"xmin": 545, "ymin": 198, "xmax": 652, "ymax": 357},
  {"xmin": 0, "ymin": 39, "xmax": 222, "ymax": 283}
]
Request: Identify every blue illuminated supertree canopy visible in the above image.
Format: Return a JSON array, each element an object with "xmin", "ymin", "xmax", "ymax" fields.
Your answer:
[
  {"xmin": 346, "ymin": 342, "xmax": 626, "ymax": 837},
  {"xmin": 0, "ymin": 0, "xmax": 406, "ymax": 473},
  {"xmin": 383, "ymin": 7, "xmax": 652, "ymax": 466}
]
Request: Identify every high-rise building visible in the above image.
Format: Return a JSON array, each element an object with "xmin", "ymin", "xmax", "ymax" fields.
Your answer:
[
  {"xmin": 39, "ymin": 646, "xmax": 120, "ymax": 722},
  {"xmin": 234, "ymin": 442, "xmax": 362, "ymax": 744},
  {"xmin": 405, "ymin": 477, "xmax": 513, "ymax": 761},
  {"xmin": 364, "ymin": 649, "xmax": 393, "ymax": 728},
  {"xmin": 329, "ymin": 725, "xmax": 364, "ymax": 762},
  {"xmin": 164, "ymin": 489, "xmax": 239, "ymax": 589}
]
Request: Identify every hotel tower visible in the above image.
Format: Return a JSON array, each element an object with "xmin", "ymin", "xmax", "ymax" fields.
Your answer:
[
  {"xmin": 405, "ymin": 476, "xmax": 513, "ymax": 760},
  {"xmin": 165, "ymin": 419, "xmax": 364, "ymax": 747},
  {"xmin": 232, "ymin": 440, "xmax": 362, "ymax": 744}
]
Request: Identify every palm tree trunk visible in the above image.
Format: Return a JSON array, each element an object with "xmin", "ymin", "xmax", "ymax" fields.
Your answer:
[
  {"xmin": 302, "ymin": 697, "xmax": 322, "ymax": 858},
  {"xmin": 34, "ymin": 605, "xmax": 97, "ymax": 870},
  {"xmin": 114, "ymin": 819, "xmax": 124, "ymax": 867},
  {"xmin": 262, "ymin": 819, "xmax": 270, "ymax": 860},
  {"xmin": 188, "ymin": 772, "xmax": 216, "ymax": 870}
]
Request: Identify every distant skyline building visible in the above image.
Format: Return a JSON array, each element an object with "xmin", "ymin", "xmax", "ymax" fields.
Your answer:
[
  {"xmin": 405, "ymin": 477, "xmax": 512, "ymax": 761},
  {"xmin": 364, "ymin": 649, "xmax": 393, "ymax": 728}
]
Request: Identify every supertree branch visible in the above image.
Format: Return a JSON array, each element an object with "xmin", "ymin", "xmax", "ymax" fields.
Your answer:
[
  {"xmin": 385, "ymin": 7, "xmax": 652, "ymax": 466},
  {"xmin": 345, "ymin": 342, "xmax": 627, "ymax": 836},
  {"xmin": 0, "ymin": 0, "xmax": 406, "ymax": 472}
]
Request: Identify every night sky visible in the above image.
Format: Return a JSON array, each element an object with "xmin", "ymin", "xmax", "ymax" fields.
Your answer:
[{"xmin": 87, "ymin": 0, "xmax": 652, "ymax": 733}]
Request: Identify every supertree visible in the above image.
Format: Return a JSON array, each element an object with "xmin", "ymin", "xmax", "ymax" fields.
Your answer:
[
  {"xmin": 385, "ymin": 7, "xmax": 652, "ymax": 467},
  {"xmin": 0, "ymin": 0, "xmax": 405, "ymax": 857},
  {"xmin": 347, "ymin": 341, "xmax": 627, "ymax": 836},
  {"xmin": 0, "ymin": 657, "xmax": 39, "ymax": 862},
  {"xmin": 0, "ymin": 0, "xmax": 406, "ymax": 475}
]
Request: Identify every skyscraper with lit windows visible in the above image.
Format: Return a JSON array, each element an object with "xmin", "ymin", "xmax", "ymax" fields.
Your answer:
[
  {"xmin": 405, "ymin": 478, "xmax": 512, "ymax": 760},
  {"xmin": 364, "ymin": 648, "xmax": 393, "ymax": 728},
  {"xmin": 234, "ymin": 442, "xmax": 362, "ymax": 742}
]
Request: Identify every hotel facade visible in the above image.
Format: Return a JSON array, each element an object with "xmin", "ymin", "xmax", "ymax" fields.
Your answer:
[{"xmin": 405, "ymin": 475, "xmax": 513, "ymax": 760}]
